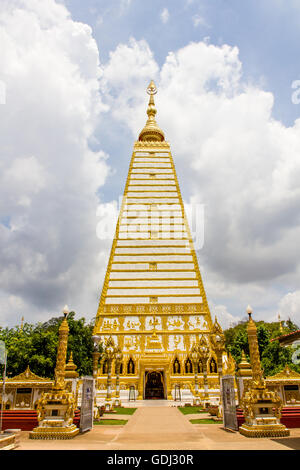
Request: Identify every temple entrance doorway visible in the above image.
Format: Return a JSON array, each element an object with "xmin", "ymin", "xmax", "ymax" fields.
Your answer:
[{"xmin": 144, "ymin": 371, "xmax": 165, "ymax": 399}]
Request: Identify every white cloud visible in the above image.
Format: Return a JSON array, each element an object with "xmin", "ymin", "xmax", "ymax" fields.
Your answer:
[
  {"xmin": 192, "ymin": 14, "xmax": 207, "ymax": 28},
  {"xmin": 279, "ymin": 291, "xmax": 300, "ymax": 324},
  {"xmin": 160, "ymin": 8, "xmax": 170, "ymax": 24},
  {"xmin": 0, "ymin": 0, "xmax": 110, "ymax": 326},
  {"xmin": 2, "ymin": 3, "xmax": 300, "ymax": 331},
  {"xmin": 210, "ymin": 302, "xmax": 242, "ymax": 330}
]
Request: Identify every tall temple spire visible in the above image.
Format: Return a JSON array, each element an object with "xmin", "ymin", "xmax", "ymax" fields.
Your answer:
[
  {"xmin": 138, "ymin": 80, "xmax": 165, "ymax": 142},
  {"xmin": 93, "ymin": 80, "xmax": 217, "ymax": 402}
]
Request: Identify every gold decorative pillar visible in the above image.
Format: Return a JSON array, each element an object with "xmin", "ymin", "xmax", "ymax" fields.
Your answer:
[
  {"xmin": 211, "ymin": 318, "xmax": 225, "ymax": 415},
  {"xmin": 91, "ymin": 334, "xmax": 101, "ymax": 416},
  {"xmin": 29, "ymin": 306, "xmax": 79, "ymax": 440},
  {"xmin": 166, "ymin": 365, "xmax": 173, "ymax": 400},
  {"xmin": 54, "ymin": 311, "xmax": 69, "ymax": 390},
  {"xmin": 239, "ymin": 306, "xmax": 289, "ymax": 438},
  {"xmin": 103, "ymin": 336, "xmax": 117, "ymax": 410},
  {"xmin": 191, "ymin": 343, "xmax": 201, "ymax": 405},
  {"xmin": 114, "ymin": 348, "xmax": 123, "ymax": 407},
  {"xmin": 92, "ymin": 352, "xmax": 100, "ymax": 380},
  {"xmin": 137, "ymin": 364, "xmax": 144, "ymax": 400},
  {"xmin": 199, "ymin": 335, "xmax": 210, "ymax": 407}
]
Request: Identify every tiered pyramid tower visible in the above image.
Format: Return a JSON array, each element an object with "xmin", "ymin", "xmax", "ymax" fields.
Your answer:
[{"xmin": 93, "ymin": 81, "xmax": 224, "ymax": 401}]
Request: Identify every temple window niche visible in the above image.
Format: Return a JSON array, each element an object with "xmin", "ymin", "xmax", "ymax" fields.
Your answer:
[
  {"xmin": 185, "ymin": 357, "xmax": 193, "ymax": 374},
  {"xmin": 197, "ymin": 361, "xmax": 203, "ymax": 374},
  {"xmin": 102, "ymin": 359, "xmax": 108, "ymax": 374},
  {"xmin": 173, "ymin": 358, "xmax": 181, "ymax": 374},
  {"xmin": 127, "ymin": 358, "xmax": 135, "ymax": 375},
  {"xmin": 209, "ymin": 358, "xmax": 217, "ymax": 373}
]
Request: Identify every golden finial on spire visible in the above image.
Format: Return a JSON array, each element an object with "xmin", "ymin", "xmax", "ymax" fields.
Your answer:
[
  {"xmin": 20, "ymin": 316, "xmax": 24, "ymax": 331},
  {"xmin": 138, "ymin": 80, "xmax": 165, "ymax": 142}
]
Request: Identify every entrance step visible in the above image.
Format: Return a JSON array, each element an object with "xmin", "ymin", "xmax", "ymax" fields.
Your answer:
[{"xmin": 121, "ymin": 400, "xmax": 188, "ymax": 407}]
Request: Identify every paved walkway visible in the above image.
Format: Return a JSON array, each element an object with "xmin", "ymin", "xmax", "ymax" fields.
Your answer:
[{"xmin": 16, "ymin": 407, "xmax": 300, "ymax": 450}]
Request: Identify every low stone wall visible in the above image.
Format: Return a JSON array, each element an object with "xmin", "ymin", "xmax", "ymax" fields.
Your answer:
[
  {"xmin": 0, "ymin": 409, "xmax": 80, "ymax": 431},
  {"xmin": 0, "ymin": 432, "xmax": 16, "ymax": 450},
  {"xmin": 236, "ymin": 406, "xmax": 300, "ymax": 429}
]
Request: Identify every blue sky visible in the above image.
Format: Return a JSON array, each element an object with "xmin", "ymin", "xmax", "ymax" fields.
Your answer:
[
  {"xmin": 65, "ymin": 0, "xmax": 300, "ymax": 125},
  {"xmin": 64, "ymin": 0, "xmax": 300, "ymax": 203},
  {"xmin": 1, "ymin": 0, "xmax": 300, "ymax": 328}
]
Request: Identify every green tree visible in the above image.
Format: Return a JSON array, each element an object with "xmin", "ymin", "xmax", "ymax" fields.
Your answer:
[
  {"xmin": 0, "ymin": 312, "xmax": 95, "ymax": 378},
  {"xmin": 224, "ymin": 317, "xmax": 300, "ymax": 377}
]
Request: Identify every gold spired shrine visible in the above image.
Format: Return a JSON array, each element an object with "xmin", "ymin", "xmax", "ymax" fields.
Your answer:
[{"xmin": 93, "ymin": 81, "xmax": 232, "ymax": 404}]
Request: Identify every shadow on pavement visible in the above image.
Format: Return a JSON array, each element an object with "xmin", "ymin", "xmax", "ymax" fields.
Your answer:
[{"xmin": 271, "ymin": 437, "xmax": 300, "ymax": 450}]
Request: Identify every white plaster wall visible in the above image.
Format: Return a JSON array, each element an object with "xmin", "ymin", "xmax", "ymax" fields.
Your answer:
[
  {"xmin": 129, "ymin": 174, "xmax": 174, "ymax": 179},
  {"xmin": 109, "ymin": 280, "xmax": 198, "ymax": 288},
  {"xmin": 132, "ymin": 162, "xmax": 172, "ymax": 168},
  {"xmin": 114, "ymin": 247, "xmax": 191, "ymax": 255},
  {"xmin": 158, "ymin": 296, "xmax": 202, "ymax": 303},
  {"xmin": 133, "ymin": 158, "xmax": 170, "ymax": 162},
  {"xmin": 131, "ymin": 168, "xmax": 173, "ymax": 174},
  {"xmin": 113, "ymin": 255, "xmax": 193, "ymax": 262},
  {"xmin": 106, "ymin": 287, "xmax": 201, "ymax": 296},
  {"xmin": 126, "ymin": 192, "xmax": 178, "ymax": 198},
  {"xmin": 109, "ymin": 272, "xmax": 196, "ymax": 279},
  {"xmin": 116, "ymin": 240, "xmax": 189, "ymax": 247},
  {"xmin": 127, "ymin": 186, "xmax": 177, "ymax": 192},
  {"xmin": 129, "ymin": 180, "xmax": 175, "ymax": 185}
]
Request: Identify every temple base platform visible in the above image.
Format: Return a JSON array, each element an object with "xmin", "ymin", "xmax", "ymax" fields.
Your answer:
[
  {"xmin": 29, "ymin": 423, "xmax": 79, "ymax": 440},
  {"xmin": 239, "ymin": 423, "xmax": 290, "ymax": 438}
]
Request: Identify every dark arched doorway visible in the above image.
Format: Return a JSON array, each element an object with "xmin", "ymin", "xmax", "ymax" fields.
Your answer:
[{"xmin": 145, "ymin": 371, "xmax": 165, "ymax": 399}]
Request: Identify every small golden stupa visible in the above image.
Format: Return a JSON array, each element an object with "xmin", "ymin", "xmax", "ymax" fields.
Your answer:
[{"xmin": 239, "ymin": 306, "xmax": 289, "ymax": 438}]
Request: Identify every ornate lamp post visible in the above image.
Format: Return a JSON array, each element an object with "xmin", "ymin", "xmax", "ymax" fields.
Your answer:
[
  {"xmin": 211, "ymin": 318, "xmax": 226, "ymax": 415},
  {"xmin": 198, "ymin": 335, "xmax": 210, "ymax": 408},
  {"xmin": 53, "ymin": 305, "xmax": 70, "ymax": 390},
  {"xmin": 103, "ymin": 336, "xmax": 117, "ymax": 411},
  {"xmin": 114, "ymin": 348, "xmax": 123, "ymax": 407},
  {"xmin": 91, "ymin": 335, "xmax": 101, "ymax": 379},
  {"xmin": 191, "ymin": 343, "xmax": 201, "ymax": 406}
]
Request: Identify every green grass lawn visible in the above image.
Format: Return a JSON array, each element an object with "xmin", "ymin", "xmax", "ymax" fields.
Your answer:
[
  {"xmin": 94, "ymin": 419, "xmax": 128, "ymax": 426},
  {"xmin": 190, "ymin": 418, "xmax": 223, "ymax": 424},
  {"xmin": 106, "ymin": 407, "xmax": 137, "ymax": 415},
  {"xmin": 178, "ymin": 406, "xmax": 207, "ymax": 415}
]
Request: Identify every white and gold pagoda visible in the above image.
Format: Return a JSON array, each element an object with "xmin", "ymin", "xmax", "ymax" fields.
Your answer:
[{"xmin": 93, "ymin": 81, "xmax": 229, "ymax": 403}]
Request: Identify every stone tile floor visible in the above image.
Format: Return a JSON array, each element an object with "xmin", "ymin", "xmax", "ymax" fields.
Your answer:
[{"xmin": 14, "ymin": 407, "xmax": 300, "ymax": 450}]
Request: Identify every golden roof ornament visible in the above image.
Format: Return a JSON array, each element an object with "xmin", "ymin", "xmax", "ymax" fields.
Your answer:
[
  {"xmin": 65, "ymin": 351, "xmax": 79, "ymax": 379},
  {"xmin": 146, "ymin": 331, "xmax": 162, "ymax": 350},
  {"xmin": 138, "ymin": 80, "xmax": 165, "ymax": 142}
]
